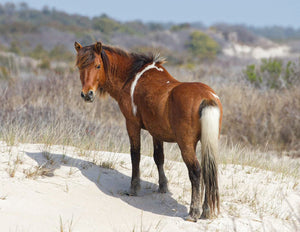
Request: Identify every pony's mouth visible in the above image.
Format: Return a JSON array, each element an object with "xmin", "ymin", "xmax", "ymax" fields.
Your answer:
[
  {"xmin": 81, "ymin": 90, "xmax": 95, "ymax": 102},
  {"xmin": 84, "ymin": 98, "xmax": 94, "ymax": 103}
]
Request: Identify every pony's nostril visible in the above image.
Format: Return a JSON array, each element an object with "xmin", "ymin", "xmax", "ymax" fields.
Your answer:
[
  {"xmin": 81, "ymin": 91, "xmax": 85, "ymax": 98},
  {"xmin": 88, "ymin": 90, "xmax": 94, "ymax": 97}
]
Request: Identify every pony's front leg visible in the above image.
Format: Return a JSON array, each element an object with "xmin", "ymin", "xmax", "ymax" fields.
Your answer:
[{"xmin": 126, "ymin": 122, "xmax": 141, "ymax": 196}]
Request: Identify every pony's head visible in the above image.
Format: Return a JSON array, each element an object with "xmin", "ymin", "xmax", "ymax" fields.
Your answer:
[{"xmin": 74, "ymin": 41, "xmax": 109, "ymax": 102}]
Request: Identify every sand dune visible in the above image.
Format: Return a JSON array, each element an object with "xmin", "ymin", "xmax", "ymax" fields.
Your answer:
[
  {"xmin": 0, "ymin": 142, "xmax": 299, "ymax": 231},
  {"xmin": 223, "ymin": 44, "xmax": 291, "ymax": 59}
]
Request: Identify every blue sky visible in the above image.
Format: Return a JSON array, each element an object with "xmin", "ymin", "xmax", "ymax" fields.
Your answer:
[{"xmin": 2, "ymin": 0, "xmax": 300, "ymax": 28}]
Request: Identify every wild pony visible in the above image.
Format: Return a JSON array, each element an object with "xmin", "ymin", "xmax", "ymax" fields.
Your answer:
[{"xmin": 74, "ymin": 41, "xmax": 223, "ymax": 221}]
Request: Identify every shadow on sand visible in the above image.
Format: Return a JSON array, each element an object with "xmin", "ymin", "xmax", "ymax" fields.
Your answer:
[{"xmin": 25, "ymin": 151, "xmax": 188, "ymax": 218}]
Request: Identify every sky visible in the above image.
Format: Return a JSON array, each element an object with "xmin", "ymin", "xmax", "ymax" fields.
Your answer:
[{"xmin": 2, "ymin": 0, "xmax": 300, "ymax": 28}]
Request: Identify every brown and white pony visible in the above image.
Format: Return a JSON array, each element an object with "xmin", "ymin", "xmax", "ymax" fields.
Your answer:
[{"xmin": 74, "ymin": 41, "xmax": 222, "ymax": 221}]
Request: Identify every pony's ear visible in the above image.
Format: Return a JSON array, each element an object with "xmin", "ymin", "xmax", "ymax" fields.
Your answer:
[
  {"xmin": 74, "ymin": 41, "xmax": 82, "ymax": 52},
  {"xmin": 94, "ymin": 42, "xmax": 102, "ymax": 54}
]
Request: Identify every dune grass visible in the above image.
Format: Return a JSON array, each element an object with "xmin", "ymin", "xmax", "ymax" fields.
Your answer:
[{"xmin": 0, "ymin": 55, "xmax": 299, "ymax": 175}]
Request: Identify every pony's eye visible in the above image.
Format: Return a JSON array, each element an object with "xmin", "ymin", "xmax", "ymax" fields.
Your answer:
[{"xmin": 96, "ymin": 64, "xmax": 101, "ymax": 69}]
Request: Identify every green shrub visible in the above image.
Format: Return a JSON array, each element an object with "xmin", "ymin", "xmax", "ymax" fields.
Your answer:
[
  {"xmin": 170, "ymin": 23, "xmax": 190, "ymax": 32},
  {"xmin": 260, "ymin": 58, "xmax": 282, "ymax": 74},
  {"xmin": 39, "ymin": 59, "xmax": 50, "ymax": 69},
  {"xmin": 9, "ymin": 41, "xmax": 22, "ymax": 55},
  {"xmin": 284, "ymin": 60, "xmax": 298, "ymax": 87},
  {"xmin": 260, "ymin": 58, "xmax": 282, "ymax": 88},
  {"xmin": 244, "ymin": 64, "xmax": 262, "ymax": 86},
  {"xmin": 92, "ymin": 15, "xmax": 121, "ymax": 34},
  {"xmin": 30, "ymin": 45, "xmax": 48, "ymax": 60},
  {"xmin": 186, "ymin": 31, "xmax": 220, "ymax": 61},
  {"xmin": 49, "ymin": 44, "xmax": 73, "ymax": 61},
  {"xmin": 0, "ymin": 66, "xmax": 9, "ymax": 80},
  {"xmin": 0, "ymin": 54, "xmax": 19, "ymax": 77},
  {"xmin": 244, "ymin": 58, "xmax": 300, "ymax": 89}
]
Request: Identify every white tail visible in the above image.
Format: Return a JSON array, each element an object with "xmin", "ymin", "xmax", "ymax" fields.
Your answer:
[
  {"xmin": 201, "ymin": 106, "xmax": 220, "ymax": 156},
  {"xmin": 200, "ymin": 104, "xmax": 220, "ymax": 214}
]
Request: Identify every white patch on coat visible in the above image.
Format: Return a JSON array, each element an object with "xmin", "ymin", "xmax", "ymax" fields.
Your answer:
[
  {"xmin": 131, "ymin": 62, "xmax": 163, "ymax": 115},
  {"xmin": 210, "ymin": 92, "xmax": 219, "ymax": 99},
  {"xmin": 166, "ymin": 81, "xmax": 170, "ymax": 84}
]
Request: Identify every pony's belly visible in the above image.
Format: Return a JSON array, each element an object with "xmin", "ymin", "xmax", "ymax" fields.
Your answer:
[
  {"xmin": 143, "ymin": 121, "xmax": 176, "ymax": 142},
  {"xmin": 147, "ymin": 130, "xmax": 176, "ymax": 142}
]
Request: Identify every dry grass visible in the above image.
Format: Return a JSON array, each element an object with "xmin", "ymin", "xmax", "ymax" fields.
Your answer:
[
  {"xmin": 0, "ymin": 195, "xmax": 7, "ymax": 200},
  {"xmin": 0, "ymin": 60, "xmax": 299, "ymax": 207},
  {"xmin": 23, "ymin": 165, "xmax": 54, "ymax": 179},
  {"xmin": 99, "ymin": 161, "xmax": 115, "ymax": 169},
  {"xmin": 0, "ymin": 56, "xmax": 299, "ymax": 158},
  {"xmin": 59, "ymin": 216, "xmax": 74, "ymax": 232},
  {"xmin": 6, "ymin": 151, "xmax": 23, "ymax": 177},
  {"xmin": 218, "ymin": 142, "xmax": 300, "ymax": 179},
  {"xmin": 218, "ymin": 84, "xmax": 300, "ymax": 151},
  {"xmin": 130, "ymin": 211, "xmax": 163, "ymax": 232}
]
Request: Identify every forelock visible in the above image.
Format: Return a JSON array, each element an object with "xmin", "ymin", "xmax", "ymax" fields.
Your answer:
[{"xmin": 76, "ymin": 46, "xmax": 95, "ymax": 69}]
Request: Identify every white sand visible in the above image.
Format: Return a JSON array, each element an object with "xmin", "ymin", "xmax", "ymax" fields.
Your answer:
[
  {"xmin": 0, "ymin": 141, "xmax": 299, "ymax": 232},
  {"xmin": 223, "ymin": 44, "xmax": 291, "ymax": 59}
]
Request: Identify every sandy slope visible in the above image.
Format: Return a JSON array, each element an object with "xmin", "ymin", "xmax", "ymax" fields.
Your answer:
[
  {"xmin": 222, "ymin": 44, "xmax": 292, "ymax": 59},
  {"xmin": 0, "ymin": 141, "xmax": 299, "ymax": 232}
]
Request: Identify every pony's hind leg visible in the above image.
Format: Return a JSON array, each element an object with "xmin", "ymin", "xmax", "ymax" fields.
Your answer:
[
  {"xmin": 180, "ymin": 146, "xmax": 201, "ymax": 222},
  {"xmin": 153, "ymin": 137, "xmax": 168, "ymax": 193},
  {"xmin": 126, "ymin": 121, "xmax": 141, "ymax": 196}
]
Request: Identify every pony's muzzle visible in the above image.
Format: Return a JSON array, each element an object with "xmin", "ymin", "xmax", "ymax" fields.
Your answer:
[{"xmin": 81, "ymin": 90, "xmax": 95, "ymax": 102}]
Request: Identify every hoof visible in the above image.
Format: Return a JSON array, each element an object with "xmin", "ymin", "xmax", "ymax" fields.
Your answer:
[
  {"xmin": 158, "ymin": 183, "xmax": 168, "ymax": 193},
  {"xmin": 126, "ymin": 191, "xmax": 138, "ymax": 196},
  {"xmin": 200, "ymin": 208, "xmax": 211, "ymax": 219},
  {"xmin": 184, "ymin": 215, "xmax": 197, "ymax": 222},
  {"xmin": 128, "ymin": 188, "xmax": 139, "ymax": 196},
  {"xmin": 129, "ymin": 181, "xmax": 140, "ymax": 196},
  {"xmin": 119, "ymin": 189, "xmax": 137, "ymax": 196},
  {"xmin": 186, "ymin": 207, "xmax": 200, "ymax": 222}
]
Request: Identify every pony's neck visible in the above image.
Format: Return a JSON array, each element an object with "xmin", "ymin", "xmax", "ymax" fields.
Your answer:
[{"xmin": 104, "ymin": 51, "xmax": 133, "ymax": 101}]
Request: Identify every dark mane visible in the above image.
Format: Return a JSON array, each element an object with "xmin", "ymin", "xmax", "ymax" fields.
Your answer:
[
  {"xmin": 103, "ymin": 45, "xmax": 165, "ymax": 82},
  {"xmin": 76, "ymin": 44, "xmax": 165, "ymax": 83},
  {"xmin": 127, "ymin": 53, "xmax": 160, "ymax": 83},
  {"xmin": 102, "ymin": 45, "xmax": 129, "ymax": 59}
]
